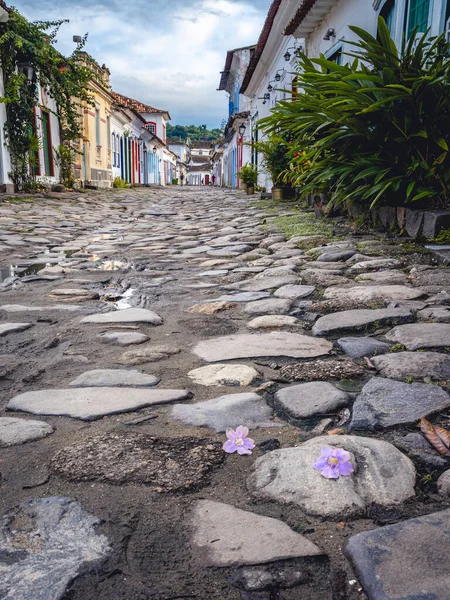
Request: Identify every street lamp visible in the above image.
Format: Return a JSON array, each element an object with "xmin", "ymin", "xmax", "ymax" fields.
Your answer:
[
  {"xmin": 238, "ymin": 124, "xmax": 246, "ymax": 136},
  {"xmin": 152, "ymin": 147, "xmax": 157, "ymax": 154}
]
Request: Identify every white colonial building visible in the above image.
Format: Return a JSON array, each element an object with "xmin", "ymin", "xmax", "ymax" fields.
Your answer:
[
  {"xmin": 187, "ymin": 140, "xmax": 212, "ymax": 185},
  {"xmin": 219, "ymin": 0, "xmax": 450, "ymax": 191},
  {"xmin": 217, "ymin": 46, "xmax": 254, "ymax": 188},
  {"xmin": 168, "ymin": 139, "xmax": 191, "ymax": 184}
]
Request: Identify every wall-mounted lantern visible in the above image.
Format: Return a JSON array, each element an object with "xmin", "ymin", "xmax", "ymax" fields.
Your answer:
[{"xmin": 323, "ymin": 28, "xmax": 336, "ymax": 41}]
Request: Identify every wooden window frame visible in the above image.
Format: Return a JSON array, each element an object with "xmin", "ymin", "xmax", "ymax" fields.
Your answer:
[
  {"xmin": 145, "ymin": 121, "xmax": 156, "ymax": 135},
  {"xmin": 41, "ymin": 110, "xmax": 54, "ymax": 177}
]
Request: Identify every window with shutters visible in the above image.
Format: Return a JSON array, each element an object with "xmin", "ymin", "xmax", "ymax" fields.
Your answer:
[
  {"xmin": 41, "ymin": 111, "xmax": 54, "ymax": 176},
  {"xmin": 95, "ymin": 108, "xmax": 101, "ymax": 147},
  {"xmin": 407, "ymin": 0, "xmax": 430, "ymax": 37}
]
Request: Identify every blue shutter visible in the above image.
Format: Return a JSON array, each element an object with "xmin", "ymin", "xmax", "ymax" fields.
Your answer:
[{"xmin": 408, "ymin": 0, "xmax": 430, "ymax": 37}]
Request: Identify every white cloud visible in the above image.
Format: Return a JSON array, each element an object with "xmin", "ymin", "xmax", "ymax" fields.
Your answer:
[{"xmin": 10, "ymin": 0, "xmax": 272, "ymax": 127}]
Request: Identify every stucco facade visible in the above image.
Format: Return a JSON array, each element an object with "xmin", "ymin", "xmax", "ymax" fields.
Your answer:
[{"xmin": 74, "ymin": 55, "xmax": 114, "ymax": 188}]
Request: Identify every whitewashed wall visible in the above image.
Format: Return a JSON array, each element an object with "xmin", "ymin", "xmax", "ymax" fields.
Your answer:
[
  {"xmin": 244, "ymin": 33, "xmax": 299, "ymax": 190},
  {"xmin": 0, "ymin": 68, "xmax": 12, "ymax": 190}
]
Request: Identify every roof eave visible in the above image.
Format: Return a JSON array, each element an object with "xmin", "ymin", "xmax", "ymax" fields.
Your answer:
[{"xmin": 284, "ymin": 0, "xmax": 336, "ymax": 36}]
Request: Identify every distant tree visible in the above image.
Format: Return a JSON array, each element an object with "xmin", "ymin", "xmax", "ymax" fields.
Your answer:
[{"xmin": 167, "ymin": 123, "xmax": 224, "ymax": 141}]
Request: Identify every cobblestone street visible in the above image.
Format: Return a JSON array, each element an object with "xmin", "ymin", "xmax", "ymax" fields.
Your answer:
[{"xmin": 1, "ymin": 187, "xmax": 450, "ymax": 600}]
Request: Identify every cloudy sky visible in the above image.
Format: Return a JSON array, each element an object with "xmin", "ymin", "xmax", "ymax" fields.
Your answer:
[{"xmin": 12, "ymin": 0, "xmax": 272, "ymax": 128}]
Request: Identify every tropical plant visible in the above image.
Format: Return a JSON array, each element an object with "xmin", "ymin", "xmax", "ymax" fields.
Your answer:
[
  {"xmin": 237, "ymin": 163, "xmax": 258, "ymax": 186},
  {"xmin": 250, "ymin": 134, "xmax": 291, "ymax": 187},
  {"xmin": 53, "ymin": 144, "xmax": 76, "ymax": 188},
  {"xmin": 172, "ymin": 177, "xmax": 179, "ymax": 185},
  {"xmin": 0, "ymin": 6, "xmax": 93, "ymax": 189},
  {"xmin": 259, "ymin": 18, "xmax": 450, "ymax": 210}
]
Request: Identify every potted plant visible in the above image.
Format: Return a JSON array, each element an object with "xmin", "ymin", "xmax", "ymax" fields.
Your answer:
[
  {"xmin": 237, "ymin": 164, "xmax": 258, "ymax": 194},
  {"xmin": 251, "ymin": 134, "xmax": 290, "ymax": 200}
]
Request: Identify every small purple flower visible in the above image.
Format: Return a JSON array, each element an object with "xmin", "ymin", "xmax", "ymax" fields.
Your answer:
[
  {"xmin": 223, "ymin": 426, "xmax": 255, "ymax": 455},
  {"xmin": 313, "ymin": 446, "xmax": 354, "ymax": 479}
]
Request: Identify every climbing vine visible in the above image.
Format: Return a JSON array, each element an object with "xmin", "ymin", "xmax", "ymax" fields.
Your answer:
[{"xmin": 0, "ymin": 6, "xmax": 94, "ymax": 188}]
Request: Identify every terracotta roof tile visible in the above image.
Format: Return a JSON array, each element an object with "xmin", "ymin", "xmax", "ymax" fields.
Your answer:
[
  {"xmin": 112, "ymin": 91, "xmax": 170, "ymax": 118},
  {"xmin": 191, "ymin": 140, "xmax": 212, "ymax": 149},
  {"xmin": 188, "ymin": 164, "xmax": 211, "ymax": 172},
  {"xmin": 284, "ymin": 0, "xmax": 320, "ymax": 36},
  {"xmin": 240, "ymin": 0, "xmax": 282, "ymax": 94}
]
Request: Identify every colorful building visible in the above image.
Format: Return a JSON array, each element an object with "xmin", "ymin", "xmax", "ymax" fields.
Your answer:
[
  {"xmin": 72, "ymin": 54, "xmax": 114, "ymax": 188},
  {"xmin": 111, "ymin": 92, "xmax": 174, "ymax": 185}
]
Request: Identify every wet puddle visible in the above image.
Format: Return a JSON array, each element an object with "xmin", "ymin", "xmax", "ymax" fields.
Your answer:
[
  {"xmin": 116, "ymin": 288, "xmax": 136, "ymax": 309},
  {"xmin": 98, "ymin": 260, "xmax": 127, "ymax": 271}
]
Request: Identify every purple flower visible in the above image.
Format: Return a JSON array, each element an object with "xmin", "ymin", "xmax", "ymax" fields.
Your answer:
[
  {"xmin": 313, "ymin": 446, "xmax": 354, "ymax": 479},
  {"xmin": 223, "ymin": 426, "xmax": 255, "ymax": 455}
]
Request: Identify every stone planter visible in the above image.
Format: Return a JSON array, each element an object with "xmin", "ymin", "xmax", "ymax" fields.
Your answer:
[{"xmin": 272, "ymin": 187, "xmax": 284, "ymax": 201}]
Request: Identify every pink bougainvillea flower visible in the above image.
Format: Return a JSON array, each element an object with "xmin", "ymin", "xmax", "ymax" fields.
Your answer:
[
  {"xmin": 313, "ymin": 446, "xmax": 354, "ymax": 479},
  {"xmin": 223, "ymin": 426, "xmax": 255, "ymax": 455}
]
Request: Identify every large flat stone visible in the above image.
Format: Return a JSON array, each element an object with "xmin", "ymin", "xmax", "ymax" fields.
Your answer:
[
  {"xmin": 193, "ymin": 332, "xmax": 332, "ymax": 362},
  {"xmin": 337, "ymin": 336, "xmax": 391, "ymax": 359},
  {"xmin": 69, "ymin": 369, "xmax": 160, "ymax": 387},
  {"xmin": 0, "ymin": 497, "xmax": 111, "ymax": 600},
  {"xmin": 246, "ymin": 315, "xmax": 301, "ymax": 329},
  {"xmin": 171, "ymin": 392, "xmax": 275, "ymax": 432},
  {"xmin": 417, "ymin": 306, "xmax": 450, "ymax": 322},
  {"xmin": 345, "ymin": 508, "xmax": 450, "ymax": 600},
  {"xmin": 187, "ymin": 364, "xmax": 259, "ymax": 387},
  {"xmin": 300, "ymin": 269, "xmax": 350, "ymax": 286},
  {"xmin": 0, "ymin": 417, "xmax": 54, "ymax": 447},
  {"xmin": 80, "ymin": 307, "xmax": 163, "ymax": 325},
  {"xmin": 244, "ymin": 298, "xmax": 292, "ymax": 316},
  {"xmin": 317, "ymin": 249, "xmax": 356, "ymax": 262},
  {"xmin": 312, "ymin": 307, "xmax": 412, "ymax": 336},
  {"xmin": 274, "ymin": 382, "xmax": 349, "ymax": 419},
  {"xmin": 0, "ymin": 322, "xmax": 33, "ymax": 336},
  {"xmin": 371, "ymin": 352, "xmax": 450, "ymax": 380},
  {"xmin": 191, "ymin": 500, "xmax": 323, "ymax": 567},
  {"xmin": 49, "ymin": 288, "xmax": 100, "ymax": 302},
  {"xmin": 51, "ymin": 433, "xmax": 224, "ymax": 490},
  {"xmin": 98, "ymin": 331, "xmax": 149, "ymax": 346},
  {"xmin": 348, "ymin": 258, "xmax": 400, "ymax": 273},
  {"xmin": 210, "ymin": 291, "xmax": 271, "ymax": 303},
  {"xmin": 350, "ymin": 377, "xmax": 450, "ymax": 430},
  {"xmin": 223, "ymin": 276, "xmax": 300, "ymax": 292},
  {"xmin": 248, "ymin": 435, "xmax": 415, "ymax": 518},
  {"xmin": 323, "ymin": 285, "xmax": 425, "ymax": 303},
  {"xmin": 273, "ymin": 284, "xmax": 315, "ymax": 300},
  {"xmin": 355, "ymin": 270, "xmax": 408, "ymax": 284},
  {"xmin": 116, "ymin": 344, "xmax": 181, "ymax": 365},
  {"xmin": 0, "ymin": 304, "xmax": 84, "ymax": 312},
  {"xmin": 385, "ymin": 323, "xmax": 450, "ymax": 349},
  {"xmin": 7, "ymin": 387, "xmax": 190, "ymax": 420}
]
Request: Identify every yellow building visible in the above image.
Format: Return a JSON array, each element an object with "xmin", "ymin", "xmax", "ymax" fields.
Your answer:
[{"xmin": 73, "ymin": 54, "xmax": 114, "ymax": 188}]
